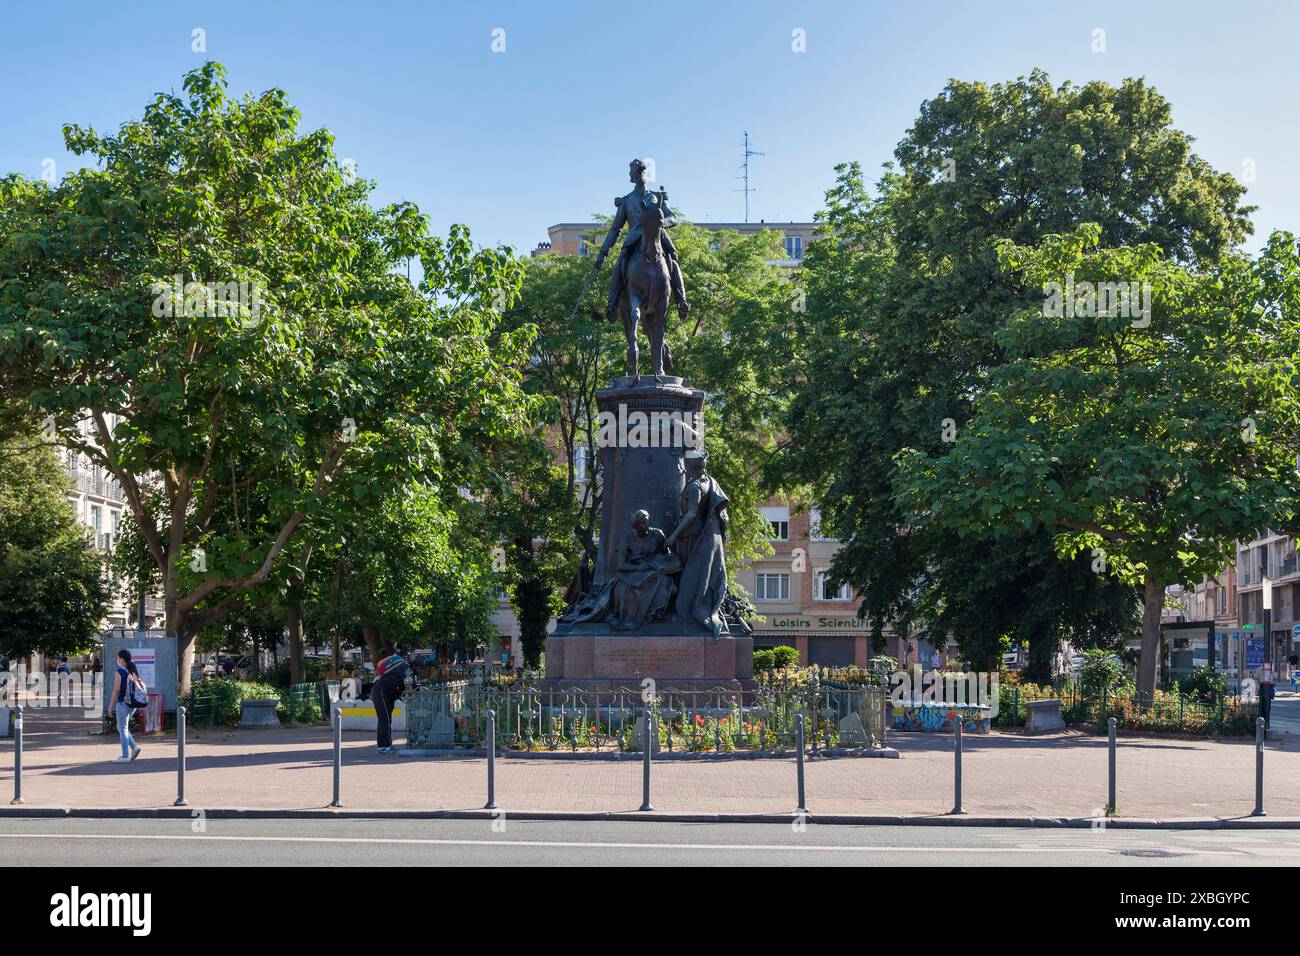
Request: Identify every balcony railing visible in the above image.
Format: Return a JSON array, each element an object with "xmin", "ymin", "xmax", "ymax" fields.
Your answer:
[{"xmin": 71, "ymin": 469, "xmax": 123, "ymax": 500}]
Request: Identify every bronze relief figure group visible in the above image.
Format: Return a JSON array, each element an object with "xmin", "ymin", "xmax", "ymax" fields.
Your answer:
[{"xmin": 566, "ymin": 452, "xmax": 735, "ymax": 637}]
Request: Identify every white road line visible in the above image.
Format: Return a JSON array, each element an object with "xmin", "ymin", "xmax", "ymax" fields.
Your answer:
[{"xmin": 0, "ymin": 833, "xmax": 1246, "ymax": 855}]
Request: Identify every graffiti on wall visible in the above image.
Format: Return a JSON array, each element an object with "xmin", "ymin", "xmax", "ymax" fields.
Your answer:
[{"xmin": 891, "ymin": 704, "xmax": 990, "ymax": 734}]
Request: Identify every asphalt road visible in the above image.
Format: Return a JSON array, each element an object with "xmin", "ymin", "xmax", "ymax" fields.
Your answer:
[
  {"xmin": 3, "ymin": 817, "xmax": 1300, "ymax": 866},
  {"xmin": 1270, "ymin": 693, "xmax": 1300, "ymax": 737}
]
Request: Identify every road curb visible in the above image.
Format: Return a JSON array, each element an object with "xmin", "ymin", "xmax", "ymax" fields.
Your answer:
[{"xmin": 0, "ymin": 806, "xmax": 1296, "ymax": 828}]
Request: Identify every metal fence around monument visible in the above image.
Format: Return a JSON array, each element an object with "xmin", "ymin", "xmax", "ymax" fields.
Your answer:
[
  {"xmin": 404, "ymin": 678, "xmax": 888, "ymax": 752},
  {"xmin": 995, "ymin": 681, "xmax": 1259, "ymax": 735}
]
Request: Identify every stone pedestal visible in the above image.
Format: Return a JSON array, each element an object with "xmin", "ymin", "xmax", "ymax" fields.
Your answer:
[
  {"xmin": 545, "ymin": 376, "xmax": 755, "ymax": 697},
  {"xmin": 545, "ymin": 630, "xmax": 753, "ymax": 692},
  {"xmin": 1024, "ymin": 698, "xmax": 1066, "ymax": 734},
  {"xmin": 592, "ymin": 376, "xmax": 704, "ymax": 587},
  {"xmin": 239, "ymin": 698, "xmax": 281, "ymax": 728}
]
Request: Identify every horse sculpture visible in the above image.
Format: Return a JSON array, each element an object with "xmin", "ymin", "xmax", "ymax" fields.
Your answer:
[{"xmin": 617, "ymin": 195, "xmax": 673, "ymax": 384}]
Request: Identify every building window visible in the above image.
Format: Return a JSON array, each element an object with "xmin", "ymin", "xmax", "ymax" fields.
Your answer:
[
  {"xmin": 809, "ymin": 507, "xmax": 833, "ymax": 541},
  {"xmin": 573, "ymin": 446, "xmax": 589, "ymax": 483},
  {"xmin": 755, "ymin": 573, "xmax": 790, "ymax": 602},
  {"xmin": 784, "ymin": 235, "xmax": 804, "ymax": 259},
  {"xmin": 579, "ymin": 238, "xmax": 589, "ymax": 257},
  {"xmin": 761, "ymin": 506, "xmax": 789, "ymax": 541},
  {"xmin": 814, "ymin": 570, "xmax": 851, "ymax": 602}
]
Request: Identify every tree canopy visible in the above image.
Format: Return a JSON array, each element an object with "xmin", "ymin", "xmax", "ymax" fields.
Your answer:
[
  {"xmin": 777, "ymin": 73, "xmax": 1258, "ymax": 676},
  {"xmin": 0, "ymin": 62, "xmax": 537, "ymax": 690},
  {"xmin": 0, "ymin": 431, "xmax": 109, "ymax": 658},
  {"xmin": 896, "ymin": 226, "xmax": 1300, "ymax": 698}
]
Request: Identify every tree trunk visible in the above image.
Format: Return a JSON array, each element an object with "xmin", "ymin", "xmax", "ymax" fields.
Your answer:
[
  {"xmin": 286, "ymin": 602, "xmax": 305, "ymax": 684},
  {"xmin": 362, "ymin": 623, "xmax": 381, "ymax": 664},
  {"xmin": 1026, "ymin": 636, "xmax": 1054, "ymax": 686},
  {"xmin": 1138, "ymin": 574, "xmax": 1163, "ymax": 707},
  {"xmin": 252, "ymin": 629, "xmax": 261, "ymax": 680},
  {"xmin": 168, "ymin": 587, "xmax": 196, "ymax": 698},
  {"xmin": 332, "ymin": 631, "xmax": 341, "ymax": 674}
]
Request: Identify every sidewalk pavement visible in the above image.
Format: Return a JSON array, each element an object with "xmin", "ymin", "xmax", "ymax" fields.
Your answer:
[{"xmin": 1, "ymin": 708, "xmax": 1296, "ymax": 821}]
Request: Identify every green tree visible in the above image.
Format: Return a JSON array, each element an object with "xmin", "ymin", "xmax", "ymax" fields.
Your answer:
[
  {"xmin": 663, "ymin": 222, "xmax": 796, "ymax": 575},
  {"xmin": 0, "ymin": 432, "xmax": 108, "ymax": 658},
  {"xmin": 779, "ymin": 73, "xmax": 1254, "ymax": 670},
  {"xmin": 0, "ymin": 63, "xmax": 536, "ymax": 692},
  {"xmin": 304, "ymin": 482, "xmax": 499, "ymax": 662},
  {"xmin": 895, "ymin": 227, "xmax": 1300, "ymax": 703}
]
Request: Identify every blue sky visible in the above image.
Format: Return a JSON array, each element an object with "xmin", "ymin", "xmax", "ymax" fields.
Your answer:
[{"xmin": 2, "ymin": 0, "xmax": 1296, "ymax": 254}]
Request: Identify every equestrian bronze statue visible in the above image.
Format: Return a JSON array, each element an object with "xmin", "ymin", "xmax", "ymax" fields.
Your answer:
[{"xmin": 594, "ymin": 159, "xmax": 690, "ymax": 383}]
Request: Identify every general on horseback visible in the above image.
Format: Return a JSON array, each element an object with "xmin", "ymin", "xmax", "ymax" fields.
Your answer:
[{"xmin": 593, "ymin": 158, "xmax": 691, "ymax": 383}]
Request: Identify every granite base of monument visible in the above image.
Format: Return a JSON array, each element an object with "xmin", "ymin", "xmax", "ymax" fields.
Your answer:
[{"xmin": 544, "ymin": 633, "xmax": 755, "ymax": 695}]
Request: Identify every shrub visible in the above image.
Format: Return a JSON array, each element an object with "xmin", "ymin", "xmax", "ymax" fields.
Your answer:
[
  {"xmin": 827, "ymin": 664, "xmax": 892, "ymax": 686},
  {"xmin": 752, "ymin": 649, "xmax": 774, "ymax": 671},
  {"xmin": 1079, "ymin": 649, "xmax": 1125, "ymax": 698},
  {"xmin": 276, "ymin": 687, "xmax": 323, "ymax": 723},
  {"xmin": 770, "ymin": 645, "xmax": 800, "ymax": 669},
  {"xmin": 189, "ymin": 678, "xmax": 282, "ymax": 726},
  {"xmin": 1177, "ymin": 665, "xmax": 1227, "ymax": 704},
  {"xmin": 267, "ymin": 657, "xmax": 332, "ymax": 687}
]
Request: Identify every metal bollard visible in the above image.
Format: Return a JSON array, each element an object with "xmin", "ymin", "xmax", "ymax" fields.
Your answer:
[
  {"xmin": 330, "ymin": 704, "xmax": 342, "ymax": 808},
  {"xmin": 174, "ymin": 705, "xmax": 188, "ymax": 807},
  {"xmin": 1107, "ymin": 716, "xmax": 1117, "ymax": 814},
  {"xmin": 795, "ymin": 713, "xmax": 808, "ymax": 814},
  {"xmin": 949, "ymin": 717, "xmax": 965, "ymax": 815},
  {"xmin": 10, "ymin": 706, "xmax": 22, "ymax": 805},
  {"xmin": 639, "ymin": 707, "xmax": 653, "ymax": 811},
  {"xmin": 485, "ymin": 709, "xmax": 497, "ymax": 810},
  {"xmin": 1252, "ymin": 716, "xmax": 1265, "ymax": 817}
]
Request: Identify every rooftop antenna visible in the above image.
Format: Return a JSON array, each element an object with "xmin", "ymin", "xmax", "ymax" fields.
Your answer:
[{"xmin": 735, "ymin": 130, "xmax": 764, "ymax": 223}]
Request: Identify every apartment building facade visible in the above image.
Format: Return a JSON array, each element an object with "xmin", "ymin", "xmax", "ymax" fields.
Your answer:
[
  {"xmin": 1176, "ymin": 568, "xmax": 1239, "ymax": 631},
  {"xmin": 63, "ymin": 417, "xmax": 164, "ymax": 633},
  {"xmin": 1236, "ymin": 530, "xmax": 1298, "ymax": 671},
  {"xmin": 534, "ymin": 220, "xmax": 817, "ymax": 267},
  {"xmin": 734, "ymin": 501, "xmax": 893, "ymax": 668},
  {"xmin": 1175, "ymin": 531, "xmax": 1297, "ymax": 683}
]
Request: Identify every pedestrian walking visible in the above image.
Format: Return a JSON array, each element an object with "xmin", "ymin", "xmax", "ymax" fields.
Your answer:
[
  {"xmin": 371, "ymin": 649, "xmax": 411, "ymax": 754},
  {"xmin": 110, "ymin": 650, "xmax": 145, "ymax": 764},
  {"xmin": 55, "ymin": 656, "xmax": 71, "ymax": 705},
  {"xmin": 90, "ymin": 654, "xmax": 101, "ymax": 692}
]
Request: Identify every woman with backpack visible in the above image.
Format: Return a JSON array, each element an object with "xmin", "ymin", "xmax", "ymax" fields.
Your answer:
[
  {"xmin": 110, "ymin": 649, "xmax": 145, "ymax": 763},
  {"xmin": 371, "ymin": 648, "xmax": 411, "ymax": 754}
]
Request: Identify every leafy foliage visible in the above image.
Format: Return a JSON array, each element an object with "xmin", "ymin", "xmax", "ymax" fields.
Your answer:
[
  {"xmin": 0, "ymin": 431, "xmax": 108, "ymax": 657},
  {"xmin": 896, "ymin": 227, "xmax": 1300, "ymax": 700},
  {"xmin": 779, "ymin": 73, "xmax": 1257, "ymax": 677},
  {"xmin": 0, "ymin": 63, "xmax": 537, "ymax": 689}
]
